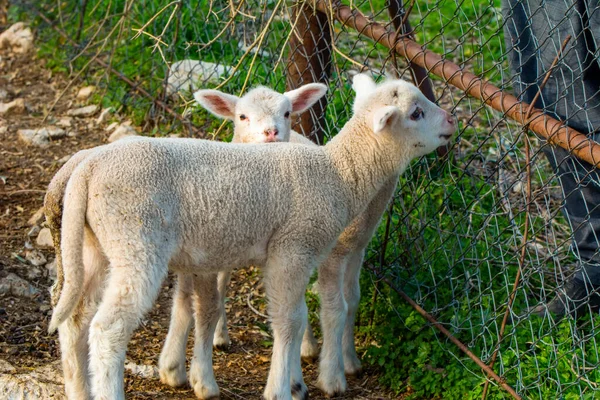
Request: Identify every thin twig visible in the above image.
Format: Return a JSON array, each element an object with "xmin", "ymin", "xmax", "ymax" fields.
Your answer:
[
  {"xmin": 247, "ymin": 291, "xmax": 268, "ymax": 319},
  {"xmin": 4, "ymin": 189, "xmax": 46, "ymax": 196}
]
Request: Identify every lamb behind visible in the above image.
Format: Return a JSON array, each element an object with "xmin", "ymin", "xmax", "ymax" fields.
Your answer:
[{"xmin": 50, "ymin": 78, "xmax": 454, "ymax": 400}]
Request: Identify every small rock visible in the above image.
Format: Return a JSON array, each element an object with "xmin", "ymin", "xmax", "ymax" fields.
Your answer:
[
  {"xmin": 108, "ymin": 124, "xmax": 137, "ymax": 143},
  {"xmin": 36, "ymin": 228, "xmax": 53, "ymax": 248},
  {"xmin": 124, "ymin": 361, "xmax": 159, "ymax": 380},
  {"xmin": 0, "ymin": 98, "xmax": 25, "ymax": 115},
  {"xmin": 0, "ymin": 273, "xmax": 40, "ymax": 298},
  {"xmin": 27, "ymin": 225, "xmax": 40, "ymax": 238},
  {"xmin": 0, "ymin": 359, "xmax": 16, "ymax": 373},
  {"xmin": 46, "ymin": 259, "xmax": 57, "ymax": 279},
  {"xmin": 17, "ymin": 127, "xmax": 66, "ymax": 147},
  {"xmin": 76, "ymin": 85, "xmax": 95, "ymax": 100},
  {"xmin": 56, "ymin": 116, "xmax": 73, "ymax": 128},
  {"xmin": 39, "ymin": 304, "xmax": 51, "ymax": 313},
  {"xmin": 0, "ymin": 22, "xmax": 34, "ymax": 54},
  {"xmin": 105, "ymin": 121, "xmax": 119, "ymax": 132},
  {"xmin": 167, "ymin": 60, "xmax": 233, "ymax": 95},
  {"xmin": 27, "ymin": 266, "xmax": 42, "ymax": 280},
  {"xmin": 58, "ymin": 154, "xmax": 71, "ymax": 164},
  {"xmin": 66, "ymin": 105, "xmax": 98, "ymax": 117},
  {"xmin": 28, "ymin": 207, "xmax": 45, "ymax": 226},
  {"xmin": 0, "ymin": 125, "xmax": 7, "ymax": 134},
  {"xmin": 96, "ymin": 107, "xmax": 113, "ymax": 125},
  {"xmin": 0, "ymin": 89, "xmax": 8, "ymax": 101},
  {"xmin": 25, "ymin": 249, "xmax": 47, "ymax": 266},
  {"xmin": 18, "ymin": 128, "xmax": 48, "ymax": 147}
]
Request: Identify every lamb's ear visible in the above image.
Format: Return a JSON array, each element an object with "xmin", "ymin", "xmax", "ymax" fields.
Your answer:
[
  {"xmin": 372, "ymin": 106, "xmax": 400, "ymax": 134},
  {"xmin": 352, "ymin": 73, "xmax": 376, "ymax": 95},
  {"xmin": 284, "ymin": 83, "xmax": 328, "ymax": 114},
  {"xmin": 193, "ymin": 89, "xmax": 239, "ymax": 120}
]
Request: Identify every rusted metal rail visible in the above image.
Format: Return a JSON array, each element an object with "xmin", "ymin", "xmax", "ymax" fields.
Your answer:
[{"xmin": 316, "ymin": 0, "xmax": 600, "ymax": 168}]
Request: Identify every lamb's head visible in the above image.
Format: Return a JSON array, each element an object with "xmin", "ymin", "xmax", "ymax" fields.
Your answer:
[
  {"xmin": 353, "ymin": 74, "xmax": 455, "ymax": 158},
  {"xmin": 194, "ymin": 83, "xmax": 327, "ymax": 143}
]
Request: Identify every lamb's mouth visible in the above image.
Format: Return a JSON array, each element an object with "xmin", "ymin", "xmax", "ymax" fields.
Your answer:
[{"xmin": 439, "ymin": 134, "xmax": 453, "ymax": 140}]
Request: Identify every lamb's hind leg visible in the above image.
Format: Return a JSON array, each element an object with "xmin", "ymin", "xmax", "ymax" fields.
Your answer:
[
  {"xmin": 263, "ymin": 251, "xmax": 312, "ymax": 400},
  {"xmin": 59, "ymin": 230, "xmax": 107, "ymax": 400},
  {"xmin": 342, "ymin": 249, "xmax": 364, "ymax": 376},
  {"xmin": 316, "ymin": 250, "xmax": 348, "ymax": 396},
  {"xmin": 159, "ymin": 272, "xmax": 194, "ymax": 387},
  {"xmin": 188, "ymin": 273, "xmax": 221, "ymax": 399},
  {"xmin": 213, "ymin": 270, "xmax": 231, "ymax": 349},
  {"xmin": 88, "ymin": 254, "xmax": 168, "ymax": 400}
]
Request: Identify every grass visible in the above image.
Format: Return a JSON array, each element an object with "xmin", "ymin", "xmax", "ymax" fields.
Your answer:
[{"xmin": 12, "ymin": 0, "xmax": 600, "ymax": 399}]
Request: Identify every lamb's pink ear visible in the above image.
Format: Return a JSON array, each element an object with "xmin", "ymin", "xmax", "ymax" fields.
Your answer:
[
  {"xmin": 372, "ymin": 106, "xmax": 400, "ymax": 134},
  {"xmin": 284, "ymin": 83, "xmax": 328, "ymax": 114},
  {"xmin": 193, "ymin": 89, "xmax": 239, "ymax": 120}
]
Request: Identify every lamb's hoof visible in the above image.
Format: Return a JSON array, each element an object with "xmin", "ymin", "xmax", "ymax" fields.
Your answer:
[
  {"xmin": 158, "ymin": 361, "xmax": 187, "ymax": 388},
  {"xmin": 292, "ymin": 381, "xmax": 309, "ymax": 400},
  {"xmin": 344, "ymin": 354, "xmax": 362, "ymax": 376},
  {"xmin": 189, "ymin": 364, "xmax": 220, "ymax": 400},
  {"xmin": 300, "ymin": 339, "xmax": 319, "ymax": 361},
  {"xmin": 263, "ymin": 387, "xmax": 293, "ymax": 400},
  {"xmin": 316, "ymin": 371, "xmax": 347, "ymax": 397},
  {"xmin": 213, "ymin": 332, "xmax": 231, "ymax": 350},
  {"xmin": 192, "ymin": 383, "xmax": 220, "ymax": 400}
]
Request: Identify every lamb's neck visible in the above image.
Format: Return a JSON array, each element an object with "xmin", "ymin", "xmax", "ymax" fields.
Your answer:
[{"xmin": 325, "ymin": 118, "xmax": 408, "ymax": 217}]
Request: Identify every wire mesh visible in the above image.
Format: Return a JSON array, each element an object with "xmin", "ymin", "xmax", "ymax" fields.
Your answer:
[{"xmin": 12, "ymin": 0, "xmax": 600, "ymax": 398}]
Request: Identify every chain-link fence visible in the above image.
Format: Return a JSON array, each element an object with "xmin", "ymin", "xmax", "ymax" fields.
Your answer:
[{"xmin": 12, "ymin": 0, "xmax": 600, "ymax": 398}]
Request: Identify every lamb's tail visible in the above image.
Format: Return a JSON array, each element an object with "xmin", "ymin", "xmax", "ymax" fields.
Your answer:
[
  {"xmin": 44, "ymin": 149, "xmax": 94, "ymax": 308},
  {"xmin": 48, "ymin": 163, "xmax": 90, "ymax": 333}
]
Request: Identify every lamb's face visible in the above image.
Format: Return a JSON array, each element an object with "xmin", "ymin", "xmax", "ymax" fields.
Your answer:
[
  {"xmin": 193, "ymin": 83, "xmax": 327, "ymax": 144},
  {"xmin": 364, "ymin": 78, "xmax": 456, "ymax": 157},
  {"xmin": 234, "ymin": 87, "xmax": 293, "ymax": 143}
]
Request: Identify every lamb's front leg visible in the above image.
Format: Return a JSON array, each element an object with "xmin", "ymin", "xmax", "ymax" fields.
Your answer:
[
  {"xmin": 159, "ymin": 272, "xmax": 194, "ymax": 387},
  {"xmin": 188, "ymin": 273, "xmax": 220, "ymax": 399},
  {"xmin": 316, "ymin": 251, "xmax": 348, "ymax": 396},
  {"xmin": 263, "ymin": 253, "xmax": 312, "ymax": 400}
]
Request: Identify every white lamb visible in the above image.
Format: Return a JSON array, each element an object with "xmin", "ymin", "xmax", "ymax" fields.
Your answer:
[
  {"xmin": 159, "ymin": 74, "xmax": 396, "ymax": 396},
  {"xmin": 49, "ymin": 77, "xmax": 455, "ymax": 400}
]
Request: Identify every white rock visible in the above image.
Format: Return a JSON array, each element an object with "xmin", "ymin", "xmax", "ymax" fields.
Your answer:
[
  {"xmin": 66, "ymin": 105, "xmax": 98, "ymax": 117},
  {"xmin": 167, "ymin": 60, "xmax": 233, "ymax": 95},
  {"xmin": 27, "ymin": 207, "xmax": 45, "ymax": 226},
  {"xmin": 76, "ymin": 85, "xmax": 95, "ymax": 100},
  {"xmin": 25, "ymin": 249, "xmax": 47, "ymax": 267},
  {"xmin": 108, "ymin": 124, "xmax": 137, "ymax": 143},
  {"xmin": 17, "ymin": 127, "xmax": 66, "ymax": 147},
  {"xmin": 0, "ymin": 273, "xmax": 40, "ymax": 298},
  {"xmin": 96, "ymin": 107, "xmax": 113, "ymax": 124},
  {"xmin": 0, "ymin": 359, "xmax": 16, "ymax": 373},
  {"xmin": 124, "ymin": 361, "xmax": 159, "ymax": 380},
  {"xmin": 58, "ymin": 154, "xmax": 71, "ymax": 164},
  {"xmin": 0, "ymin": 23, "xmax": 34, "ymax": 54},
  {"xmin": 0, "ymin": 98, "xmax": 25, "ymax": 115},
  {"xmin": 46, "ymin": 259, "xmax": 57, "ymax": 279},
  {"xmin": 0, "ymin": 361, "xmax": 65, "ymax": 399},
  {"xmin": 36, "ymin": 228, "xmax": 53, "ymax": 249},
  {"xmin": 56, "ymin": 116, "xmax": 73, "ymax": 128}
]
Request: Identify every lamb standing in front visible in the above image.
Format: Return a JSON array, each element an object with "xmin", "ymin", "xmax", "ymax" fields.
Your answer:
[{"xmin": 50, "ymin": 78, "xmax": 455, "ymax": 400}]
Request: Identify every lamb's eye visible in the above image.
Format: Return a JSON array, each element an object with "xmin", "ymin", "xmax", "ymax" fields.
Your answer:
[
  {"xmin": 410, "ymin": 107, "xmax": 424, "ymax": 121},
  {"xmin": 239, "ymin": 114, "xmax": 247, "ymax": 121},
  {"xmin": 284, "ymin": 111, "xmax": 291, "ymax": 118}
]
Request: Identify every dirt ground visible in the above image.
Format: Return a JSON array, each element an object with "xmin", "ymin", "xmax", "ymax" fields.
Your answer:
[{"xmin": 0, "ymin": 28, "xmax": 397, "ymax": 399}]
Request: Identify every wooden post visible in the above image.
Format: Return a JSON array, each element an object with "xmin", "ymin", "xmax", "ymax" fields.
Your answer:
[{"xmin": 286, "ymin": 1, "xmax": 332, "ymax": 144}]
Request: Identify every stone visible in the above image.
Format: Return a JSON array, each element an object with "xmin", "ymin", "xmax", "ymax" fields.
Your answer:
[
  {"xmin": 27, "ymin": 225, "xmax": 40, "ymax": 238},
  {"xmin": 46, "ymin": 259, "xmax": 57, "ymax": 279},
  {"xmin": 17, "ymin": 127, "xmax": 66, "ymax": 147},
  {"xmin": 56, "ymin": 116, "xmax": 73, "ymax": 128},
  {"xmin": 166, "ymin": 60, "xmax": 233, "ymax": 95},
  {"xmin": 108, "ymin": 123, "xmax": 137, "ymax": 143},
  {"xmin": 96, "ymin": 107, "xmax": 113, "ymax": 124},
  {"xmin": 76, "ymin": 85, "xmax": 95, "ymax": 100},
  {"xmin": 25, "ymin": 249, "xmax": 47, "ymax": 267},
  {"xmin": 0, "ymin": 359, "xmax": 16, "ymax": 373},
  {"xmin": 66, "ymin": 104, "xmax": 98, "ymax": 117},
  {"xmin": 0, "ymin": 125, "xmax": 7, "ymax": 134},
  {"xmin": 0, "ymin": 360, "xmax": 65, "ymax": 399},
  {"xmin": 36, "ymin": 228, "xmax": 53, "ymax": 249},
  {"xmin": 0, "ymin": 273, "xmax": 40, "ymax": 298},
  {"xmin": 27, "ymin": 267, "xmax": 42, "ymax": 280},
  {"xmin": 27, "ymin": 207, "xmax": 45, "ymax": 226},
  {"xmin": 124, "ymin": 361, "xmax": 159, "ymax": 380},
  {"xmin": 0, "ymin": 98, "xmax": 25, "ymax": 115},
  {"xmin": 0, "ymin": 22, "xmax": 34, "ymax": 54}
]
